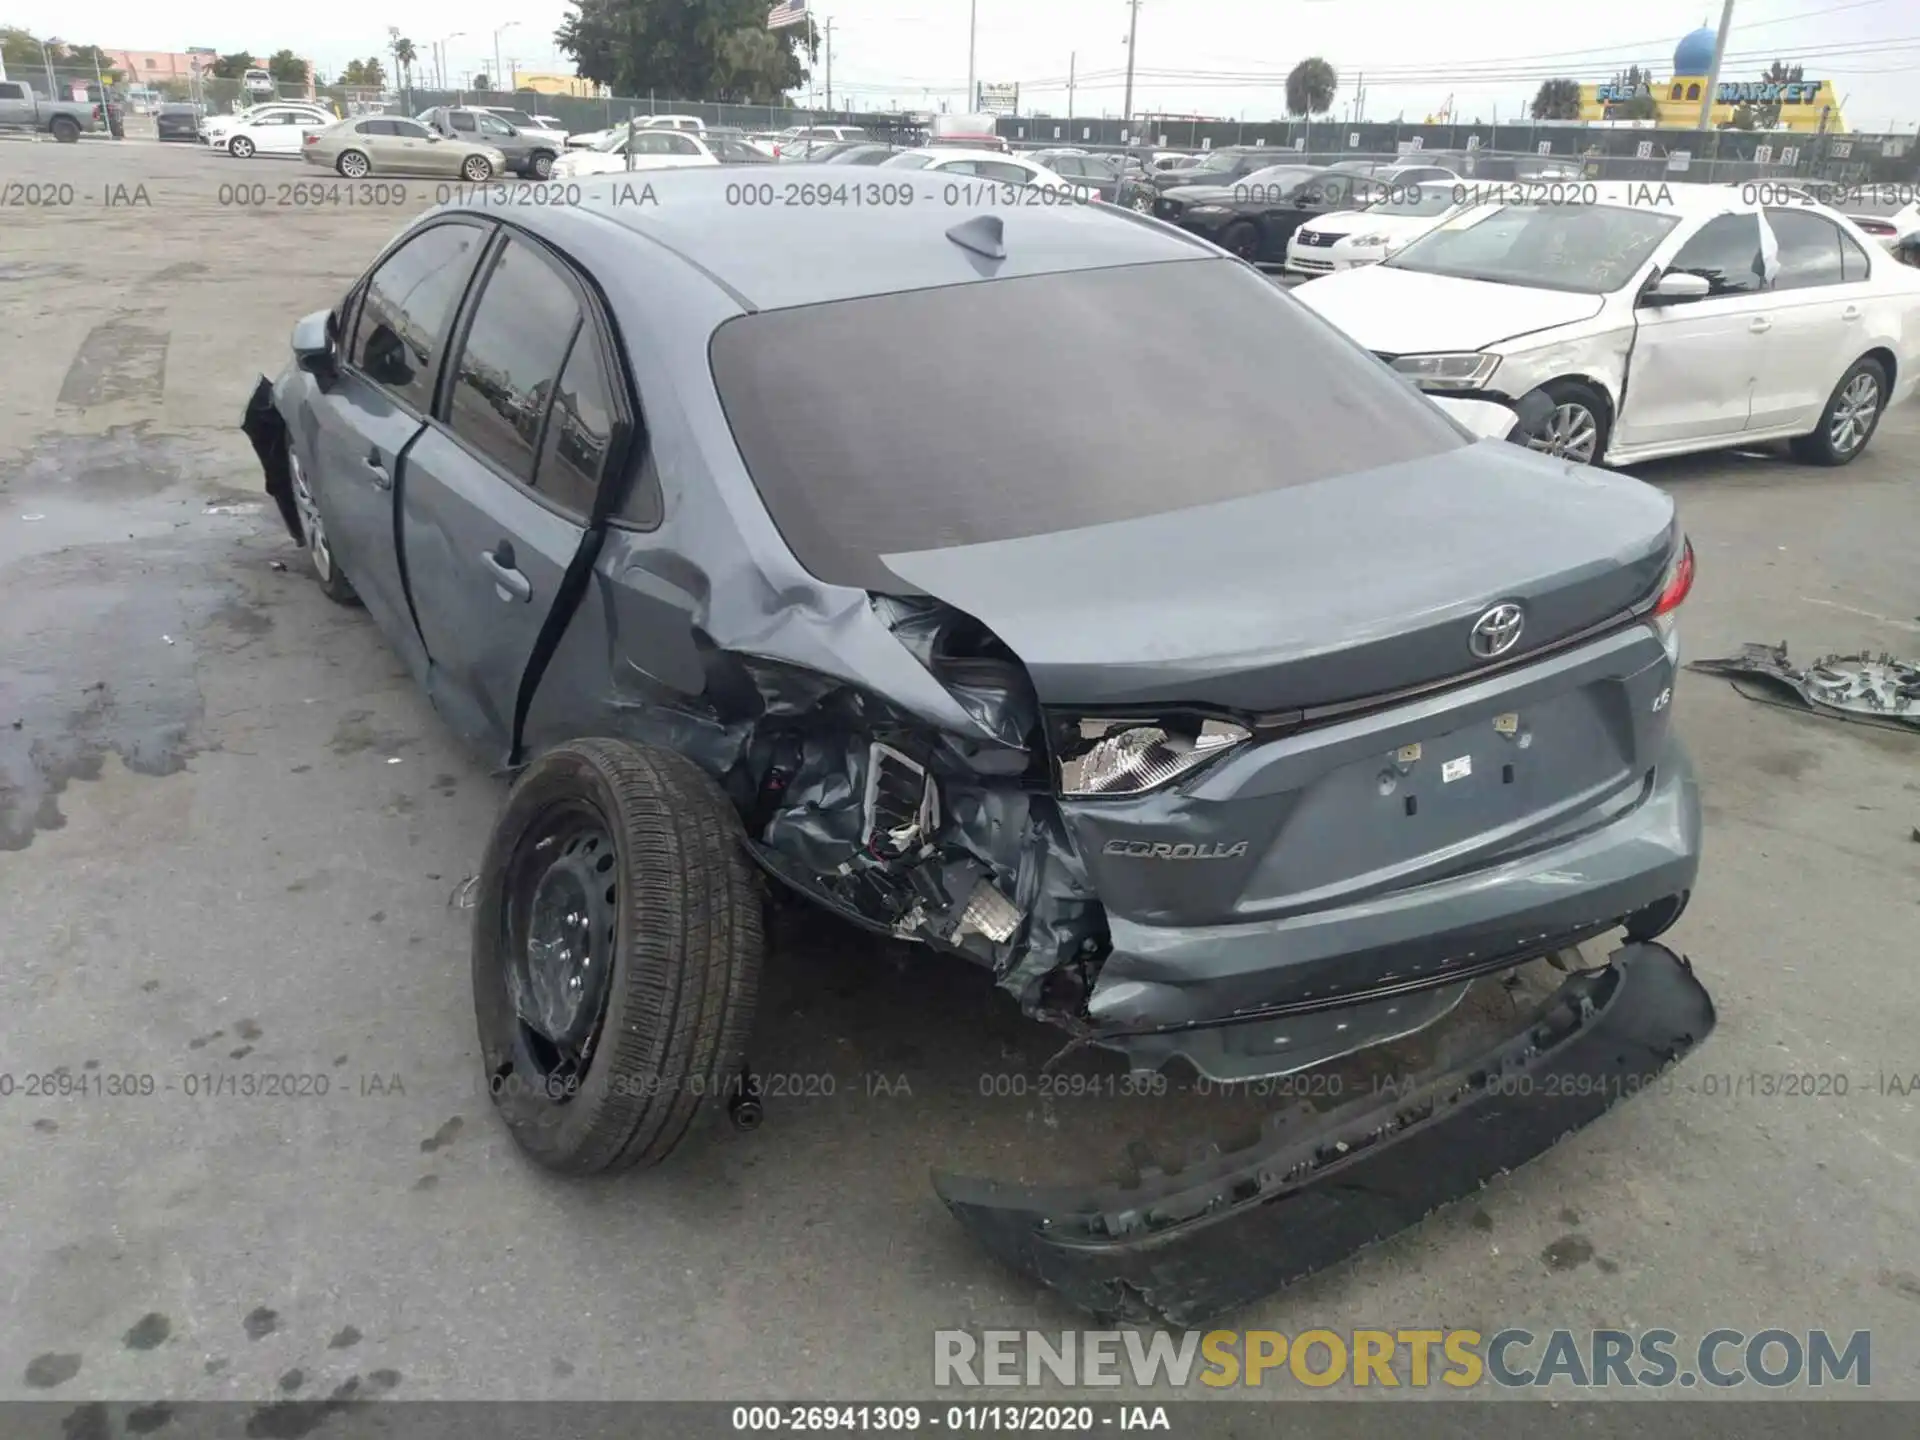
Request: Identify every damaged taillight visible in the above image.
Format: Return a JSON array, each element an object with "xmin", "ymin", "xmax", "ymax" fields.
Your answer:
[
  {"xmin": 1056, "ymin": 717, "xmax": 1250, "ymax": 797},
  {"xmin": 1647, "ymin": 536, "xmax": 1694, "ymax": 664}
]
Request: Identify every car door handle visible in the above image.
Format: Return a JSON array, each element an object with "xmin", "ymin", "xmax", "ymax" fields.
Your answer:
[
  {"xmin": 1748, "ymin": 317, "xmax": 1772, "ymax": 333},
  {"xmin": 363, "ymin": 453, "xmax": 391, "ymax": 490},
  {"xmin": 1841, "ymin": 305, "xmax": 1862, "ymax": 321},
  {"xmin": 480, "ymin": 543, "xmax": 532, "ymax": 603}
]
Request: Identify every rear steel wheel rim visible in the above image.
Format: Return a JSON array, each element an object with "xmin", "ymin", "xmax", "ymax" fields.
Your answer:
[
  {"xmin": 501, "ymin": 801, "xmax": 619, "ymax": 1091},
  {"xmin": 288, "ymin": 449, "xmax": 333, "ymax": 582},
  {"xmin": 1829, "ymin": 373, "xmax": 1879, "ymax": 453},
  {"xmin": 1526, "ymin": 402, "xmax": 1599, "ymax": 462}
]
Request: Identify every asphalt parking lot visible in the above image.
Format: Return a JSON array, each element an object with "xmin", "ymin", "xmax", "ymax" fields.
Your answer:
[{"xmin": 2, "ymin": 138, "xmax": 1917, "ymax": 1405}]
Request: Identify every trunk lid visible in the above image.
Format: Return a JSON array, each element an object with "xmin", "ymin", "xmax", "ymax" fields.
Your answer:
[{"xmin": 879, "ymin": 441, "xmax": 1675, "ymax": 715}]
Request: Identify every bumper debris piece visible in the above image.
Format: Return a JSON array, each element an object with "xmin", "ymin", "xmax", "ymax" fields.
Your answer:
[
  {"xmin": 242, "ymin": 375, "xmax": 304, "ymax": 545},
  {"xmin": 933, "ymin": 941, "xmax": 1714, "ymax": 1325}
]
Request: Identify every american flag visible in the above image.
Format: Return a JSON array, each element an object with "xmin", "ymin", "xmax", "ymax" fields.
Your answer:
[{"xmin": 767, "ymin": 0, "xmax": 808, "ymax": 29}]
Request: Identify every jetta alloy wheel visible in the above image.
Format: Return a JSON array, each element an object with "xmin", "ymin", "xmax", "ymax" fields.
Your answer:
[{"xmin": 1525, "ymin": 401, "xmax": 1600, "ymax": 463}]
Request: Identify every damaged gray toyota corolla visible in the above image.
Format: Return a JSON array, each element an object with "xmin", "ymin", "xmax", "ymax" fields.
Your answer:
[{"xmin": 243, "ymin": 167, "xmax": 1713, "ymax": 1321}]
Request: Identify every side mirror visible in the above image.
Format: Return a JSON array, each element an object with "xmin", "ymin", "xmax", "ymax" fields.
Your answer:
[
  {"xmin": 1642, "ymin": 270, "xmax": 1711, "ymax": 306},
  {"xmin": 291, "ymin": 309, "xmax": 336, "ymax": 387}
]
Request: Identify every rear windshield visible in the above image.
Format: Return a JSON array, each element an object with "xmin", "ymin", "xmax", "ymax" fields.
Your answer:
[{"xmin": 709, "ymin": 259, "xmax": 1468, "ymax": 592}]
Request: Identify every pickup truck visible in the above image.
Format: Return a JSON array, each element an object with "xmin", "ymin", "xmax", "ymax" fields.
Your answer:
[
  {"xmin": 421, "ymin": 105, "xmax": 559, "ymax": 179},
  {"xmin": 0, "ymin": 80, "xmax": 113, "ymax": 141}
]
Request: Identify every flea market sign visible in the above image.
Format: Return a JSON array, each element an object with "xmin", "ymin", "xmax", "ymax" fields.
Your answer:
[{"xmin": 1717, "ymin": 80, "xmax": 1824, "ymax": 104}]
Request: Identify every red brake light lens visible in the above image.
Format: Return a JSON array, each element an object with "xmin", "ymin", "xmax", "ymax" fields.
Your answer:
[
  {"xmin": 1652, "ymin": 538, "xmax": 1695, "ymax": 616},
  {"xmin": 1857, "ymin": 218, "xmax": 1895, "ymax": 235}
]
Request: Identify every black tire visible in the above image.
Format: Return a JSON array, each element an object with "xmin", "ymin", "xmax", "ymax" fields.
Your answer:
[
  {"xmin": 1789, "ymin": 356, "xmax": 1888, "ymax": 466},
  {"xmin": 462, "ymin": 154, "xmax": 494, "ymax": 182},
  {"xmin": 1220, "ymin": 220, "xmax": 1260, "ymax": 262},
  {"xmin": 229, "ymin": 135, "xmax": 255, "ymax": 159},
  {"xmin": 529, "ymin": 150, "xmax": 555, "ymax": 180},
  {"xmin": 473, "ymin": 739, "xmax": 763, "ymax": 1175},
  {"xmin": 287, "ymin": 439, "xmax": 358, "ymax": 606},
  {"xmin": 1519, "ymin": 379, "xmax": 1611, "ymax": 464},
  {"xmin": 336, "ymin": 150, "xmax": 371, "ymax": 179},
  {"xmin": 50, "ymin": 116, "xmax": 79, "ymax": 144}
]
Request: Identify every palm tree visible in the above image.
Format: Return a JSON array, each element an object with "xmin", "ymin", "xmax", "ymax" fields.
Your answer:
[
  {"xmin": 1285, "ymin": 57, "xmax": 1337, "ymax": 117},
  {"xmin": 1530, "ymin": 78, "xmax": 1582, "ymax": 121},
  {"xmin": 1752, "ymin": 59, "xmax": 1802, "ymax": 129},
  {"xmin": 389, "ymin": 29, "xmax": 418, "ymax": 95}
]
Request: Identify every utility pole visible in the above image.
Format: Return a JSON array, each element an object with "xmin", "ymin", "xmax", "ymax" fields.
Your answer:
[
  {"xmin": 825, "ymin": 19, "xmax": 834, "ymax": 113},
  {"xmin": 967, "ymin": 0, "xmax": 976, "ymax": 113},
  {"xmin": 1696, "ymin": 0, "xmax": 1735, "ymax": 130},
  {"xmin": 1067, "ymin": 51, "xmax": 1075, "ymax": 132},
  {"xmin": 1120, "ymin": 0, "xmax": 1141, "ymax": 138}
]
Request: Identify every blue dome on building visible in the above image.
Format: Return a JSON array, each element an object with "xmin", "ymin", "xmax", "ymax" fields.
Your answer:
[{"xmin": 1673, "ymin": 26, "xmax": 1718, "ymax": 75}]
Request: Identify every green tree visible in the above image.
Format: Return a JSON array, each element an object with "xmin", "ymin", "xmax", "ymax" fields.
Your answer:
[
  {"xmin": 267, "ymin": 49, "xmax": 308, "ymax": 86},
  {"xmin": 212, "ymin": 51, "xmax": 256, "ymax": 80},
  {"xmin": 1722, "ymin": 103, "xmax": 1757, "ymax": 131},
  {"xmin": 474, "ymin": 73, "xmax": 492, "ymax": 90},
  {"xmin": 362, "ymin": 57, "xmax": 387, "ymax": 88},
  {"xmin": 1284, "ymin": 56, "xmax": 1337, "ymax": 117},
  {"xmin": 1, "ymin": 26, "xmax": 46, "ymax": 76},
  {"xmin": 1529, "ymin": 77, "xmax": 1581, "ymax": 120},
  {"xmin": 1606, "ymin": 63, "xmax": 1658, "ymax": 121},
  {"xmin": 1751, "ymin": 60, "xmax": 1802, "ymax": 129},
  {"xmin": 555, "ymin": 0, "xmax": 809, "ymax": 101}
]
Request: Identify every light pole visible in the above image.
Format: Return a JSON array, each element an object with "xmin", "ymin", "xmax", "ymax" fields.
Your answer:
[
  {"xmin": 966, "ymin": 0, "xmax": 976, "ymax": 112},
  {"xmin": 493, "ymin": 22, "xmax": 518, "ymax": 91},
  {"xmin": 1120, "ymin": 0, "xmax": 1141, "ymax": 139},
  {"xmin": 41, "ymin": 36, "xmax": 59, "ymax": 98},
  {"xmin": 1695, "ymin": 0, "xmax": 1734, "ymax": 131},
  {"xmin": 439, "ymin": 32, "xmax": 465, "ymax": 93}
]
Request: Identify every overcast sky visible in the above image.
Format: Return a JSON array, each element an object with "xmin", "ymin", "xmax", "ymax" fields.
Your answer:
[{"xmin": 16, "ymin": 0, "xmax": 1918, "ymax": 130}]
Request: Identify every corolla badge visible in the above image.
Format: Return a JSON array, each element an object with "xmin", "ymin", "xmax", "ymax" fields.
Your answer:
[
  {"xmin": 1469, "ymin": 602, "xmax": 1526, "ymax": 659},
  {"xmin": 1103, "ymin": 839, "xmax": 1250, "ymax": 860}
]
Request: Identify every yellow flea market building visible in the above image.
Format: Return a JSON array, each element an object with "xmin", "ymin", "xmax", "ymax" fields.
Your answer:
[{"xmin": 1577, "ymin": 27, "xmax": 1846, "ymax": 133}]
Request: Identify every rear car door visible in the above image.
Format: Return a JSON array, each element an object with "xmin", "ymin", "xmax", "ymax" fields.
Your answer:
[
  {"xmin": 398, "ymin": 233, "xmax": 599, "ymax": 747},
  {"xmin": 309, "ymin": 219, "xmax": 493, "ymax": 668},
  {"xmin": 1752, "ymin": 207, "xmax": 1875, "ymax": 431},
  {"xmin": 1617, "ymin": 213, "xmax": 1772, "ymax": 447}
]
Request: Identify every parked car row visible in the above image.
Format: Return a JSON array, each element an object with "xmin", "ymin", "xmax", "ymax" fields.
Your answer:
[{"xmin": 1290, "ymin": 182, "xmax": 1920, "ymax": 469}]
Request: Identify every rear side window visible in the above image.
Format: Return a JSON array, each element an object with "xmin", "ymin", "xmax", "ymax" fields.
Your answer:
[
  {"xmin": 349, "ymin": 222, "xmax": 489, "ymax": 412},
  {"xmin": 535, "ymin": 334, "xmax": 617, "ymax": 516},
  {"xmin": 446, "ymin": 238, "xmax": 582, "ymax": 487},
  {"xmin": 710, "ymin": 259, "xmax": 1468, "ymax": 592},
  {"xmin": 449, "ymin": 112, "xmax": 476, "ymax": 131},
  {"xmin": 1765, "ymin": 208, "xmax": 1845, "ymax": 289},
  {"xmin": 1668, "ymin": 213, "xmax": 1764, "ymax": 295},
  {"xmin": 1840, "ymin": 226, "xmax": 1872, "ymax": 281}
]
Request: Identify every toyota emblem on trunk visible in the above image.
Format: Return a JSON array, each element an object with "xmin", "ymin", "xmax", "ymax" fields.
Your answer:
[{"xmin": 1469, "ymin": 602, "xmax": 1525, "ymax": 659}]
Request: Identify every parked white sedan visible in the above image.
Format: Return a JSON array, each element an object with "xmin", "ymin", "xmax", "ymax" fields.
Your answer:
[
  {"xmin": 1295, "ymin": 181, "xmax": 1920, "ymax": 467},
  {"xmin": 204, "ymin": 102, "xmax": 333, "ymax": 149},
  {"xmin": 1285, "ymin": 182, "xmax": 1462, "ymax": 275},
  {"xmin": 216, "ymin": 106, "xmax": 336, "ymax": 159},
  {"xmin": 879, "ymin": 147, "xmax": 1096, "ymax": 200},
  {"xmin": 550, "ymin": 127, "xmax": 719, "ymax": 179}
]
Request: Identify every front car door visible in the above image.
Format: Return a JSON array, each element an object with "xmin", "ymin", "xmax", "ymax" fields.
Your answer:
[
  {"xmin": 1616, "ymin": 212, "xmax": 1773, "ymax": 448},
  {"xmin": 382, "ymin": 117, "xmax": 452, "ymax": 173},
  {"xmin": 397, "ymin": 234, "xmax": 597, "ymax": 746},
  {"xmin": 304, "ymin": 219, "xmax": 494, "ymax": 676},
  {"xmin": 1752, "ymin": 207, "xmax": 1877, "ymax": 432},
  {"xmin": 254, "ymin": 110, "xmax": 307, "ymax": 155}
]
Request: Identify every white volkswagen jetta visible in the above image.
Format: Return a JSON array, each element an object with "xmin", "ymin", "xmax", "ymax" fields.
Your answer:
[
  {"xmin": 1294, "ymin": 181, "xmax": 1920, "ymax": 467},
  {"xmin": 1285, "ymin": 181, "xmax": 1463, "ymax": 276}
]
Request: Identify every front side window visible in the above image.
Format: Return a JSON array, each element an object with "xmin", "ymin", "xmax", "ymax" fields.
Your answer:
[
  {"xmin": 477, "ymin": 114, "xmax": 514, "ymax": 136},
  {"xmin": 1667, "ymin": 213, "xmax": 1765, "ymax": 295},
  {"xmin": 1764, "ymin": 208, "xmax": 1845, "ymax": 290},
  {"xmin": 663, "ymin": 133, "xmax": 700, "ymax": 154},
  {"xmin": 973, "ymin": 160, "xmax": 1032, "ymax": 184},
  {"xmin": 446, "ymin": 239, "xmax": 582, "ymax": 486},
  {"xmin": 349, "ymin": 222, "xmax": 490, "ymax": 412},
  {"xmin": 391, "ymin": 120, "xmax": 431, "ymax": 140}
]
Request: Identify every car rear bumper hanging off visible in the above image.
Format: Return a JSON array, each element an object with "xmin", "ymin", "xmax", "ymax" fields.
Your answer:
[{"xmin": 933, "ymin": 940, "xmax": 1714, "ymax": 1326}]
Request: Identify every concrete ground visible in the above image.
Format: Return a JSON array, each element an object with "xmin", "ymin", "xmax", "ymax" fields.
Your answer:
[{"xmin": 1, "ymin": 140, "xmax": 1916, "ymax": 1405}]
